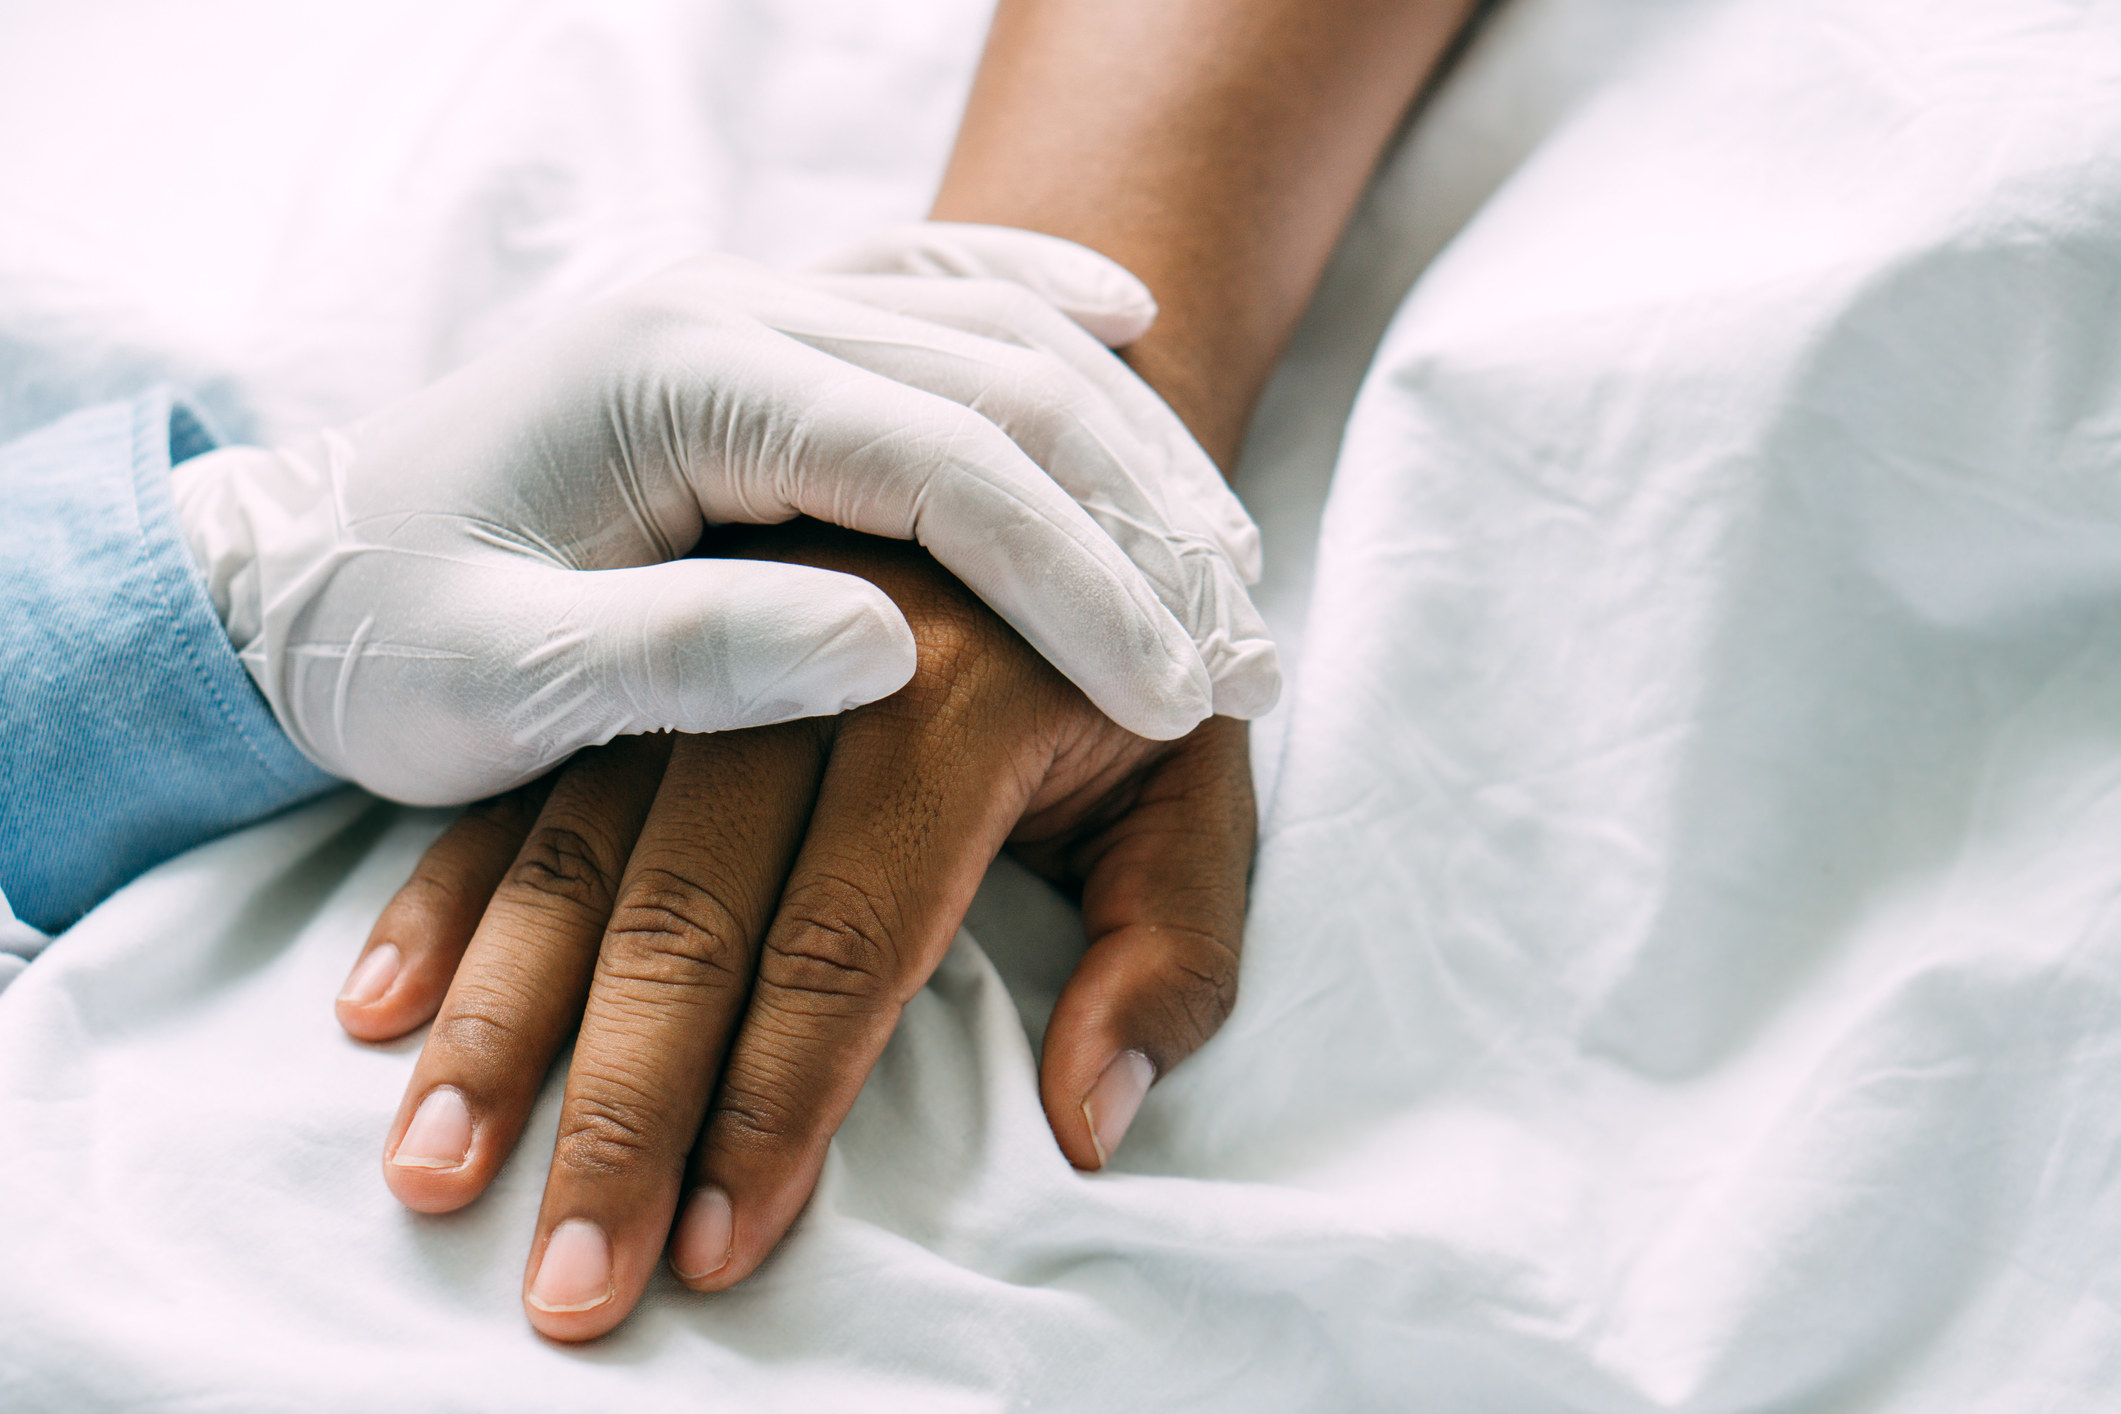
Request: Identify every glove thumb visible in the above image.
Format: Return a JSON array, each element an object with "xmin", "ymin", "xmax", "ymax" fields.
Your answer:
[
  {"xmin": 476, "ymin": 558, "xmax": 916, "ymax": 787},
  {"xmin": 811, "ymin": 221, "xmax": 1158, "ymax": 348}
]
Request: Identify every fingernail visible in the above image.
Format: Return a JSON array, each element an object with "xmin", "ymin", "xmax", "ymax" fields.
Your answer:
[
  {"xmin": 339, "ymin": 943, "xmax": 401, "ymax": 1004},
  {"xmin": 529, "ymin": 1219, "xmax": 613, "ymax": 1313},
  {"xmin": 671, "ymin": 1185, "xmax": 734, "ymax": 1282},
  {"xmin": 1081, "ymin": 1050, "xmax": 1156, "ymax": 1168},
  {"xmin": 392, "ymin": 1086, "xmax": 472, "ymax": 1170}
]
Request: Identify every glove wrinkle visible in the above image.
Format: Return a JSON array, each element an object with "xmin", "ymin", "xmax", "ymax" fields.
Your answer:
[{"xmin": 173, "ymin": 243, "xmax": 1273, "ymax": 802}]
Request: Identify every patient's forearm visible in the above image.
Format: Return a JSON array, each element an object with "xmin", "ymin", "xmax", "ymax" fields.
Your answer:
[{"xmin": 932, "ymin": 0, "xmax": 1477, "ymax": 468}]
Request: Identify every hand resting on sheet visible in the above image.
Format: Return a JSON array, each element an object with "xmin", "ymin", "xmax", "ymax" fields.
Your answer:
[
  {"xmin": 319, "ymin": 0, "xmax": 1473, "ymax": 1336},
  {"xmin": 333, "ymin": 519, "xmax": 1255, "ymax": 1341}
]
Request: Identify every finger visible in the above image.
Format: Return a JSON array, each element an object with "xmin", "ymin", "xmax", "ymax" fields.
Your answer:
[
  {"xmin": 800, "ymin": 260, "xmax": 1261, "ymax": 579},
  {"xmin": 779, "ymin": 277, "xmax": 1280, "ymax": 716},
  {"xmin": 1031, "ymin": 716, "xmax": 1255, "ymax": 1169},
  {"xmin": 676, "ymin": 650, "xmax": 1042, "ymax": 1292},
  {"xmin": 527, "ymin": 556, "xmax": 918, "ymax": 733},
  {"xmin": 807, "ymin": 220, "xmax": 1160, "ymax": 346},
  {"xmin": 625, "ymin": 273, "xmax": 1216, "ymax": 739},
  {"xmin": 382, "ymin": 735, "xmax": 669, "ymax": 1215},
  {"xmin": 341, "ymin": 557, "xmax": 913, "ymax": 807},
  {"xmin": 736, "ymin": 334, "xmax": 1211, "ymax": 738},
  {"xmin": 523, "ymin": 723, "xmax": 826, "ymax": 1341},
  {"xmin": 338, "ymin": 779, "xmax": 550, "ymax": 1042}
]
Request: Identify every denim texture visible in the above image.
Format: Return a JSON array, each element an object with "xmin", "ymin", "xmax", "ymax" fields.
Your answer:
[{"xmin": 0, "ymin": 391, "xmax": 337, "ymax": 935}]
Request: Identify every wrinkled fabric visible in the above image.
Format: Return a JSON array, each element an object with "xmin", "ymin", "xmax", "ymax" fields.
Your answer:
[
  {"xmin": 3, "ymin": 0, "xmax": 2120, "ymax": 1410},
  {"xmin": 0, "ymin": 392, "xmax": 336, "ymax": 934}
]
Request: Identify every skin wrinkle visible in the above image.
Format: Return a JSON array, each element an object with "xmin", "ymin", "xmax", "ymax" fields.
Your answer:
[
  {"xmin": 394, "ymin": 812, "xmax": 521, "ymax": 911},
  {"xmin": 597, "ymin": 916, "xmax": 755, "ymax": 993},
  {"xmin": 732, "ymin": 1003, "xmax": 900, "ymax": 1076},
  {"xmin": 739, "ymin": 974, "xmax": 891, "ymax": 1031},
  {"xmin": 622, "ymin": 856, "xmax": 779, "ymax": 936},
  {"xmin": 1162, "ymin": 953, "xmax": 1241, "ymax": 1050},
  {"xmin": 508, "ymin": 826, "xmax": 626, "ymax": 915},
  {"xmin": 580, "ymin": 980, "xmax": 727, "ymax": 1039},
  {"xmin": 599, "ymin": 893, "xmax": 758, "ymax": 992},
  {"xmin": 343, "ymin": 785, "xmax": 549, "ymax": 1026},
  {"xmin": 471, "ymin": 888, "xmax": 611, "ymax": 950},
  {"xmin": 360, "ymin": 522, "xmax": 1257, "ymax": 1325},
  {"xmin": 774, "ymin": 859, "xmax": 912, "ymax": 944},
  {"xmin": 337, "ymin": 0, "xmax": 1485, "ymax": 1326},
  {"xmin": 427, "ymin": 994, "xmax": 551, "ymax": 1072},
  {"xmin": 763, "ymin": 915, "xmax": 903, "ymax": 1000},
  {"xmin": 555, "ymin": 1089, "xmax": 681, "ymax": 1178},
  {"xmin": 705, "ymin": 1071, "xmax": 838, "ymax": 1156}
]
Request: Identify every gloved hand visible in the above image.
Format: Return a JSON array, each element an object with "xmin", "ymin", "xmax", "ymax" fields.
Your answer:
[
  {"xmin": 810, "ymin": 221, "xmax": 1280, "ymax": 719},
  {"xmin": 170, "ymin": 249, "xmax": 1269, "ymax": 806}
]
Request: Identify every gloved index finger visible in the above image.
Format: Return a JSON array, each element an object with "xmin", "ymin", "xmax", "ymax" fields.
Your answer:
[
  {"xmin": 761, "ymin": 289, "xmax": 1282, "ymax": 719},
  {"xmin": 661, "ymin": 323, "xmax": 1215, "ymax": 739},
  {"xmin": 796, "ymin": 266, "xmax": 1263, "ymax": 582}
]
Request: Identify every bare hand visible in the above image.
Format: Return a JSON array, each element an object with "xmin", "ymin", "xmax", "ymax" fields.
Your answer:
[{"xmin": 334, "ymin": 521, "xmax": 1255, "ymax": 1340}]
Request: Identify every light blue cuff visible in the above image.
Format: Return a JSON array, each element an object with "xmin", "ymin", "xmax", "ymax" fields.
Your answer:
[{"xmin": 0, "ymin": 391, "xmax": 339, "ymax": 935}]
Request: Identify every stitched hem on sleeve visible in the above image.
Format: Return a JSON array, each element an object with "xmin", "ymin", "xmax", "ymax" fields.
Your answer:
[{"xmin": 130, "ymin": 388, "xmax": 339, "ymax": 798}]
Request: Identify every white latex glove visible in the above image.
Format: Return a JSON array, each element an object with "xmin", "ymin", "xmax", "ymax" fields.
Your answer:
[
  {"xmin": 809, "ymin": 221, "xmax": 1280, "ymax": 719},
  {"xmin": 171, "ymin": 252, "xmax": 1251, "ymax": 806}
]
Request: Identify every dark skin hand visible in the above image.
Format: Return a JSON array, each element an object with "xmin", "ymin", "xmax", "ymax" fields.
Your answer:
[
  {"xmin": 331, "ymin": 0, "xmax": 1480, "ymax": 1342},
  {"xmin": 337, "ymin": 520, "xmax": 1255, "ymax": 1340},
  {"xmin": 934, "ymin": 0, "xmax": 1476, "ymax": 467}
]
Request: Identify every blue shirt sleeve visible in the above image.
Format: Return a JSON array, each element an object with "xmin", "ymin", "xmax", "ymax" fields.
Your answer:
[{"xmin": 0, "ymin": 390, "xmax": 340, "ymax": 936}]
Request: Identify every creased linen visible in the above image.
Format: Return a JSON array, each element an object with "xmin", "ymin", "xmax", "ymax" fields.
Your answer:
[{"xmin": 3, "ymin": 0, "xmax": 2119, "ymax": 1409}]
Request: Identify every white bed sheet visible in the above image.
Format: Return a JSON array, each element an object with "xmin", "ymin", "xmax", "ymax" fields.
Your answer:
[{"xmin": 5, "ymin": 0, "xmax": 2121, "ymax": 1409}]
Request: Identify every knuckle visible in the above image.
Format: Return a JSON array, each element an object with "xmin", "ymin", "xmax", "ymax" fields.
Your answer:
[
  {"xmin": 599, "ymin": 869, "xmax": 753, "ymax": 991},
  {"xmin": 555, "ymin": 1077, "xmax": 670, "ymax": 1177},
  {"xmin": 761, "ymin": 880, "xmax": 902, "ymax": 1005},
  {"xmin": 386, "ymin": 864, "xmax": 473, "ymax": 929},
  {"xmin": 707, "ymin": 1067, "xmax": 814, "ymax": 1156},
  {"xmin": 463, "ymin": 784, "xmax": 546, "ymax": 838},
  {"xmin": 427, "ymin": 986, "xmax": 535, "ymax": 1066},
  {"xmin": 871, "ymin": 597, "xmax": 1007, "ymax": 713},
  {"xmin": 1154, "ymin": 928, "xmax": 1241, "ymax": 1051},
  {"xmin": 506, "ymin": 826, "xmax": 620, "ymax": 915}
]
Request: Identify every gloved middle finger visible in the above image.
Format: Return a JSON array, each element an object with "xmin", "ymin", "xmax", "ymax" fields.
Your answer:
[
  {"xmin": 768, "ymin": 281, "xmax": 1281, "ymax": 717},
  {"xmin": 667, "ymin": 327, "xmax": 1212, "ymax": 740},
  {"xmin": 799, "ymin": 268, "xmax": 1262, "ymax": 575}
]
